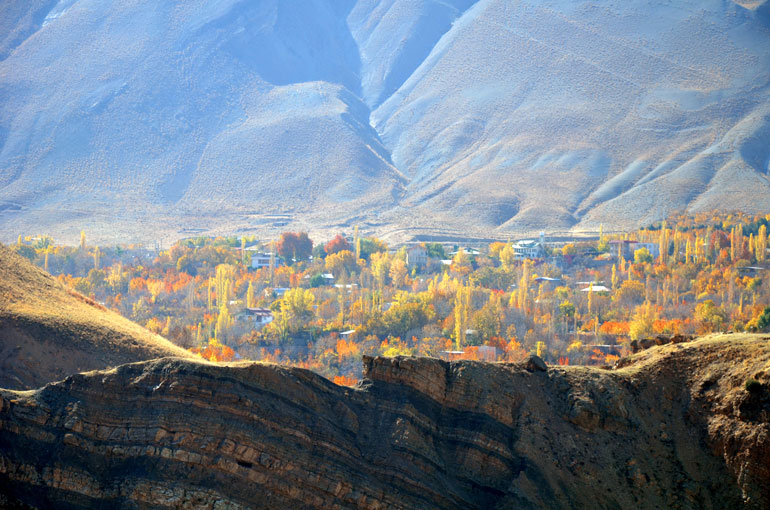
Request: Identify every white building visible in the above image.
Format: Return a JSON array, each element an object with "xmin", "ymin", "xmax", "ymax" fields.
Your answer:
[
  {"xmin": 513, "ymin": 233, "xmax": 546, "ymax": 260},
  {"xmin": 251, "ymin": 253, "xmax": 282, "ymax": 269}
]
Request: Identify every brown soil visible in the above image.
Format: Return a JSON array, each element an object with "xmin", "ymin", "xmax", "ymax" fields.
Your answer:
[{"xmin": 0, "ymin": 244, "xmax": 196, "ymax": 390}]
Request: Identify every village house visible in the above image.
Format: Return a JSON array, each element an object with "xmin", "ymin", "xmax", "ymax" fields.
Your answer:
[
  {"xmin": 240, "ymin": 307, "xmax": 273, "ymax": 328},
  {"xmin": 609, "ymin": 240, "xmax": 659, "ymax": 261},
  {"xmin": 406, "ymin": 244, "xmax": 429, "ymax": 268},
  {"xmin": 251, "ymin": 253, "xmax": 281, "ymax": 269},
  {"xmin": 513, "ymin": 233, "xmax": 546, "ymax": 260}
]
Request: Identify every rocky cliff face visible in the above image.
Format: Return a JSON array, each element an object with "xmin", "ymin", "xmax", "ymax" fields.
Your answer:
[{"xmin": 1, "ymin": 334, "xmax": 769, "ymax": 509}]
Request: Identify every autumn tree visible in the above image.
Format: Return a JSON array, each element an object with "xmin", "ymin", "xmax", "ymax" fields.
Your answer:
[
  {"xmin": 214, "ymin": 264, "xmax": 235, "ymax": 307},
  {"xmin": 472, "ymin": 293, "xmax": 503, "ymax": 342},
  {"xmin": 276, "ymin": 232, "xmax": 313, "ymax": 263},
  {"xmin": 634, "ymin": 247, "xmax": 653, "ymax": 265},
  {"xmin": 515, "ymin": 259, "xmax": 533, "ymax": 310},
  {"xmin": 451, "ymin": 248, "xmax": 472, "ymax": 277},
  {"xmin": 453, "ymin": 284, "xmax": 471, "ymax": 350},
  {"xmin": 755, "ymin": 306, "xmax": 770, "ymax": 332},
  {"xmin": 325, "ymin": 250, "xmax": 358, "ymax": 278},
  {"xmin": 381, "ymin": 300, "xmax": 433, "ymax": 341},
  {"xmin": 500, "ymin": 243, "xmax": 515, "ymax": 269},
  {"xmin": 629, "ymin": 301, "xmax": 655, "ymax": 340},
  {"xmin": 246, "ymin": 281, "xmax": 255, "ymax": 308},
  {"xmin": 325, "ymin": 234, "xmax": 352, "ymax": 256},
  {"xmin": 695, "ymin": 300, "xmax": 727, "ymax": 333},
  {"xmin": 272, "ymin": 288, "xmax": 316, "ymax": 340},
  {"xmin": 756, "ymin": 225, "xmax": 767, "ymax": 263},
  {"xmin": 389, "ymin": 258, "xmax": 408, "ymax": 288},
  {"xmin": 615, "ymin": 280, "xmax": 645, "ymax": 307}
]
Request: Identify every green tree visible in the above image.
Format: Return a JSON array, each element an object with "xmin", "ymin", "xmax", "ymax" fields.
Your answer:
[
  {"xmin": 425, "ymin": 242, "xmax": 445, "ymax": 260},
  {"xmin": 309, "ymin": 274, "xmax": 326, "ymax": 288},
  {"xmin": 359, "ymin": 237, "xmax": 388, "ymax": 260}
]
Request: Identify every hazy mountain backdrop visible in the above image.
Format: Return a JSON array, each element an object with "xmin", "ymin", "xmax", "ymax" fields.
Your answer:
[{"xmin": 1, "ymin": 0, "xmax": 769, "ymax": 243}]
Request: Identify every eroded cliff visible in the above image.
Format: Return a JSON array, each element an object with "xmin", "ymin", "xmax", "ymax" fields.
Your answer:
[{"xmin": 1, "ymin": 334, "xmax": 769, "ymax": 509}]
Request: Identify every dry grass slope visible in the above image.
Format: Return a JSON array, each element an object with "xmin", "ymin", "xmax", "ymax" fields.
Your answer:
[{"xmin": 0, "ymin": 244, "xmax": 195, "ymax": 390}]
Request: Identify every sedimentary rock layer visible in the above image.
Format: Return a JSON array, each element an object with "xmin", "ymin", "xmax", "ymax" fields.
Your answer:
[{"xmin": 1, "ymin": 334, "xmax": 769, "ymax": 509}]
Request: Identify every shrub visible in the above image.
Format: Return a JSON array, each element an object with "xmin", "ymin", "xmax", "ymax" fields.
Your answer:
[{"xmin": 745, "ymin": 378, "xmax": 763, "ymax": 394}]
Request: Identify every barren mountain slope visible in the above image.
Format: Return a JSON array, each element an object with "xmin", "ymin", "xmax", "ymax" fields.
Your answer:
[
  {"xmin": 1, "ymin": 334, "xmax": 768, "ymax": 509},
  {"xmin": 0, "ymin": 0, "xmax": 769, "ymax": 243},
  {"xmin": 0, "ymin": 244, "xmax": 196, "ymax": 390}
]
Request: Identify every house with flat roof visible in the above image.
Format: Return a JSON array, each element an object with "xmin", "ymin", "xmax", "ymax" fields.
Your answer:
[{"xmin": 251, "ymin": 253, "xmax": 283, "ymax": 269}]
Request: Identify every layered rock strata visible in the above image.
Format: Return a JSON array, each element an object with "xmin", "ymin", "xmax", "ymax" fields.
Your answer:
[{"xmin": 0, "ymin": 334, "xmax": 768, "ymax": 509}]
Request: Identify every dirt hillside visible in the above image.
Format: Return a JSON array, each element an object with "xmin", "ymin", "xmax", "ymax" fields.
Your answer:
[{"xmin": 0, "ymin": 244, "xmax": 196, "ymax": 390}]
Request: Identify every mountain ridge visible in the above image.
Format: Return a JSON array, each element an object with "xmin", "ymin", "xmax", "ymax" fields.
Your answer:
[{"xmin": 1, "ymin": 0, "xmax": 769, "ymax": 244}]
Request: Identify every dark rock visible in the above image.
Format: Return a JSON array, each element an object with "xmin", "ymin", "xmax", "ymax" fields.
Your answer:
[{"xmin": 525, "ymin": 354, "xmax": 547, "ymax": 372}]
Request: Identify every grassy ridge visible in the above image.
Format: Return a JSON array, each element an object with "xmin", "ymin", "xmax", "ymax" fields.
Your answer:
[{"xmin": 0, "ymin": 244, "xmax": 195, "ymax": 390}]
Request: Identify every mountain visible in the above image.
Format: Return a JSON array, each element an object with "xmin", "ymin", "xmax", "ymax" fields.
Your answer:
[
  {"xmin": 1, "ymin": 334, "xmax": 768, "ymax": 509},
  {"xmin": 0, "ymin": 0, "xmax": 769, "ymax": 243},
  {"xmin": 0, "ymin": 244, "xmax": 195, "ymax": 390}
]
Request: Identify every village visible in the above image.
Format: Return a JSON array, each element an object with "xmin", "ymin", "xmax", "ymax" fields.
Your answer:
[{"xmin": 13, "ymin": 211, "xmax": 770, "ymax": 384}]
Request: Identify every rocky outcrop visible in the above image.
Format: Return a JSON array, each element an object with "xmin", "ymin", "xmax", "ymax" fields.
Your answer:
[{"xmin": 1, "ymin": 334, "xmax": 769, "ymax": 509}]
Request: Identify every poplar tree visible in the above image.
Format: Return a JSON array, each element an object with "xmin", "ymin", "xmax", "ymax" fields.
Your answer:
[
  {"xmin": 658, "ymin": 222, "xmax": 667, "ymax": 265},
  {"xmin": 246, "ymin": 281, "xmax": 255, "ymax": 308},
  {"xmin": 517, "ymin": 259, "xmax": 532, "ymax": 310},
  {"xmin": 704, "ymin": 226, "xmax": 713, "ymax": 262},
  {"xmin": 756, "ymin": 225, "xmax": 767, "ymax": 263},
  {"xmin": 354, "ymin": 225, "xmax": 361, "ymax": 260},
  {"xmin": 453, "ymin": 284, "xmax": 471, "ymax": 350}
]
